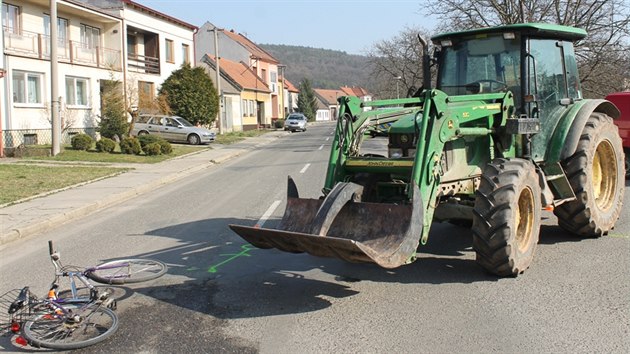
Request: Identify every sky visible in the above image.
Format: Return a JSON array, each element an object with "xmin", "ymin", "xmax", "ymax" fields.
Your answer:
[{"xmin": 135, "ymin": 0, "xmax": 438, "ymax": 55}]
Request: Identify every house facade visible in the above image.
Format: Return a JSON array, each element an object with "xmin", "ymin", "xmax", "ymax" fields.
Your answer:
[
  {"xmin": 0, "ymin": 0, "xmax": 196, "ymax": 155},
  {"xmin": 1, "ymin": 0, "xmax": 122, "ymax": 150},
  {"xmin": 313, "ymin": 89, "xmax": 345, "ymax": 121},
  {"xmin": 284, "ymin": 79, "xmax": 299, "ymax": 115},
  {"xmin": 195, "ymin": 22, "xmax": 283, "ymax": 128},
  {"xmin": 200, "ymin": 54, "xmax": 271, "ymax": 131},
  {"xmin": 81, "ymin": 0, "xmax": 196, "ymax": 113}
]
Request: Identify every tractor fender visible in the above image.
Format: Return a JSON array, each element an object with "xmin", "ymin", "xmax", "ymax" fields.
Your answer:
[{"xmin": 548, "ymin": 99, "xmax": 620, "ymax": 162}]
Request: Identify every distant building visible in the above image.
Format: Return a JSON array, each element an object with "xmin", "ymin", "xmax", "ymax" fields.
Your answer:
[
  {"xmin": 1, "ymin": 0, "xmax": 196, "ymax": 154},
  {"xmin": 313, "ymin": 89, "xmax": 345, "ymax": 121},
  {"xmin": 284, "ymin": 79, "xmax": 299, "ymax": 115},
  {"xmin": 200, "ymin": 54, "xmax": 271, "ymax": 131},
  {"xmin": 195, "ymin": 22, "xmax": 284, "ymax": 127},
  {"xmin": 341, "ymin": 86, "xmax": 372, "ymax": 105}
]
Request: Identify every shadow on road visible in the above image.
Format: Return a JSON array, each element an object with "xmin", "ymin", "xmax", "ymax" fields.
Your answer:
[
  {"xmin": 83, "ymin": 212, "xmax": 618, "ymax": 324},
  {"xmin": 106, "ymin": 217, "xmax": 504, "ymax": 322}
]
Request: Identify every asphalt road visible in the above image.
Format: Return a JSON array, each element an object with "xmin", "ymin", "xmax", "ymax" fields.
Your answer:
[{"xmin": 1, "ymin": 122, "xmax": 629, "ymax": 353}]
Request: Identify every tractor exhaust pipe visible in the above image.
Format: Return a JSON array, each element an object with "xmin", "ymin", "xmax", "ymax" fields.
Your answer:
[{"xmin": 418, "ymin": 35, "xmax": 431, "ymax": 90}]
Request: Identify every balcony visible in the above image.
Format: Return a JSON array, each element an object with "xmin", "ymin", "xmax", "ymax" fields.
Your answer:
[
  {"xmin": 3, "ymin": 28, "xmax": 122, "ymax": 71},
  {"xmin": 127, "ymin": 53, "xmax": 160, "ymax": 75}
]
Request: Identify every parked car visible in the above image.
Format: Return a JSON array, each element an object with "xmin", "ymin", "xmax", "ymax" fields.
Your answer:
[
  {"xmin": 605, "ymin": 92, "xmax": 630, "ymax": 178},
  {"xmin": 284, "ymin": 113, "xmax": 308, "ymax": 132},
  {"xmin": 131, "ymin": 115, "xmax": 215, "ymax": 145}
]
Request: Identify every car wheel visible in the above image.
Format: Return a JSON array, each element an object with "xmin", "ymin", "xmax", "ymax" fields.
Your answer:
[
  {"xmin": 187, "ymin": 134, "xmax": 201, "ymax": 145},
  {"xmin": 138, "ymin": 131, "xmax": 149, "ymax": 136}
]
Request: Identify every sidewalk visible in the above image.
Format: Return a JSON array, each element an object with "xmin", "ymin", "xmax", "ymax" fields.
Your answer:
[{"xmin": 0, "ymin": 132, "xmax": 284, "ymax": 246}]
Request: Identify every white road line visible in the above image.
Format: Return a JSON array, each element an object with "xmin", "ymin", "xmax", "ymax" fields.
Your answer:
[
  {"xmin": 325, "ymin": 137, "xmax": 330, "ymax": 141},
  {"xmin": 300, "ymin": 163, "xmax": 311, "ymax": 174},
  {"xmin": 255, "ymin": 200, "xmax": 281, "ymax": 228},
  {"xmin": 318, "ymin": 144, "xmax": 324, "ymax": 150},
  {"xmin": 182, "ymin": 245, "xmax": 220, "ymax": 255}
]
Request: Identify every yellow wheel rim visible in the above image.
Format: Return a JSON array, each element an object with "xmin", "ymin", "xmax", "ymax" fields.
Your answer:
[
  {"xmin": 515, "ymin": 186, "xmax": 535, "ymax": 252},
  {"xmin": 592, "ymin": 140, "xmax": 617, "ymax": 211}
]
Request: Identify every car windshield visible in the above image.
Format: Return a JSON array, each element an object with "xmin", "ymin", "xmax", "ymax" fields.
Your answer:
[
  {"xmin": 288, "ymin": 115, "xmax": 304, "ymax": 120},
  {"xmin": 174, "ymin": 117, "xmax": 194, "ymax": 127}
]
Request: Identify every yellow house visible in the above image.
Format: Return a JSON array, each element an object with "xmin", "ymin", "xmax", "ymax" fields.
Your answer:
[{"xmin": 201, "ymin": 54, "xmax": 271, "ymax": 131}]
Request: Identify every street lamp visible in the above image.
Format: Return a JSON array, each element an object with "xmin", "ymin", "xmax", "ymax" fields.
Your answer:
[{"xmin": 395, "ymin": 76, "xmax": 402, "ymax": 99}]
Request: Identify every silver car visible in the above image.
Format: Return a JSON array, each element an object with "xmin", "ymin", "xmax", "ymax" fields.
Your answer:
[
  {"xmin": 284, "ymin": 113, "xmax": 307, "ymax": 132},
  {"xmin": 131, "ymin": 115, "xmax": 215, "ymax": 145}
]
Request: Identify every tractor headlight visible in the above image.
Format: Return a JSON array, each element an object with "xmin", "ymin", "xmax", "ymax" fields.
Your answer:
[
  {"xmin": 389, "ymin": 148, "xmax": 403, "ymax": 158},
  {"xmin": 407, "ymin": 149, "xmax": 416, "ymax": 158}
]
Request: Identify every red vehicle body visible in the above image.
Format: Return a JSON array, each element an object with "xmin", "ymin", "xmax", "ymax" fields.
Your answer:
[{"xmin": 606, "ymin": 92, "xmax": 630, "ymax": 178}]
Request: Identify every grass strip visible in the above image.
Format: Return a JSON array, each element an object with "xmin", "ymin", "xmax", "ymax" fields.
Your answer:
[{"xmin": 0, "ymin": 165, "xmax": 127, "ymax": 205}]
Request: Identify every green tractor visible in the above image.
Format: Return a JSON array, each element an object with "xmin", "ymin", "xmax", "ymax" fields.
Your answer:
[{"xmin": 230, "ymin": 23, "xmax": 625, "ymax": 276}]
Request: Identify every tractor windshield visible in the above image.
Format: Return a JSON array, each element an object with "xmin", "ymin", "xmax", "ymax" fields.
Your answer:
[{"xmin": 437, "ymin": 33, "xmax": 521, "ymax": 104}]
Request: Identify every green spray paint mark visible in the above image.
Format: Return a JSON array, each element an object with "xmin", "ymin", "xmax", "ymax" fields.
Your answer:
[{"xmin": 208, "ymin": 244, "xmax": 256, "ymax": 273}]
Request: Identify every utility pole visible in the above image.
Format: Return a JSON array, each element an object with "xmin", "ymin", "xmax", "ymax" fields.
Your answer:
[
  {"xmin": 50, "ymin": 0, "xmax": 61, "ymax": 155},
  {"xmin": 211, "ymin": 26, "xmax": 222, "ymax": 134}
]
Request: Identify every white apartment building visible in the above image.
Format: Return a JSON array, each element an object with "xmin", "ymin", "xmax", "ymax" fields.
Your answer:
[{"xmin": 1, "ymin": 0, "xmax": 196, "ymax": 154}]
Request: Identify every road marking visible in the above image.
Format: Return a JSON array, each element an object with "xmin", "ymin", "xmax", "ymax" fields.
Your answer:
[
  {"xmin": 207, "ymin": 245, "xmax": 256, "ymax": 273},
  {"xmin": 255, "ymin": 200, "xmax": 281, "ymax": 228},
  {"xmin": 325, "ymin": 137, "xmax": 330, "ymax": 141},
  {"xmin": 300, "ymin": 163, "xmax": 311, "ymax": 174},
  {"xmin": 318, "ymin": 144, "xmax": 324, "ymax": 150},
  {"xmin": 182, "ymin": 244, "xmax": 220, "ymax": 255}
]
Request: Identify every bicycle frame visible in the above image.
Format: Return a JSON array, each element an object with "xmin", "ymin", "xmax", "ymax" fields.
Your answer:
[{"xmin": 48, "ymin": 241, "xmax": 106, "ymax": 304}]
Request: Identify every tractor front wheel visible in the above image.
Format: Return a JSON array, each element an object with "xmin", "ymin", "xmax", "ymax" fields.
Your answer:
[
  {"xmin": 554, "ymin": 113, "xmax": 625, "ymax": 236},
  {"xmin": 472, "ymin": 158, "xmax": 541, "ymax": 277}
]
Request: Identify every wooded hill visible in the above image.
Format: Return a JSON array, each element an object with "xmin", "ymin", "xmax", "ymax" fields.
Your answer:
[{"xmin": 260, "ymin": 44, "xmax": 374, "ymax": 92}]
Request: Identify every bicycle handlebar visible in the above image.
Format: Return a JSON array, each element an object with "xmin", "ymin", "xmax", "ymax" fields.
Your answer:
[{"xmin": 48, "ymin": 240, "xmax": 54, "ymax": 255}]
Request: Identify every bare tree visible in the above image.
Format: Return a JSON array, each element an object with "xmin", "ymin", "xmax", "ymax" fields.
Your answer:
[
  {"xmin": 366, "ymin": 26, "xmax": 434, "ymax": 99},
  {"xmin": 424, "ymin": 0, "xmax": 630, "ymax": 97},
  {"xmin": 43, "ymin": 100, "xmax": 79, "ymax": 133}
]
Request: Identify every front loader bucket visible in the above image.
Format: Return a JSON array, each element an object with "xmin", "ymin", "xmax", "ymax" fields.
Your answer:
[{"xmin": 229, "ymin": 177, "xmax": 423, "ymax": 268}]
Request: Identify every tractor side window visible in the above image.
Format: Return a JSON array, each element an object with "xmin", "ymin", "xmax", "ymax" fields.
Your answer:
[
  {"xmin": 527, "ymin": 39, "xmax": 568, "ymax": 117},
  {"xmin": 563, "ymin": 43, "xmax": 581, "ymax": 99}
]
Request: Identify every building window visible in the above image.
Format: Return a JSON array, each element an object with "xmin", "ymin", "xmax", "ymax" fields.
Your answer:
[
  {"xmin": 44, "ymin": 15, "xmax": 68, "ymax": 46},
  {"xmin": 80, "ymin": 24, "xmax": 100, "ymax": 49},
  {"xmin": 65, "ymin": 76, "xmax": 89, "ymax": 106},
  {"xmin": 127, "ymin": 34, "xmax": 137, "ymax": 57},
  {"xmin": 165, "ymin": 39, "xmax": 174, "ymax": 63},
  {"xmin": 138, "ymin": 81, "xmax": 155, "ymax": 109},
  {"xmin": 13, "ymin": 71, "xmax": 43, "ymax": 104},
  {"xmin": 249, "ymin": 100, "xmax": 255, "ymax": 116},
  {"xmin": 2, "ymin": 3, "xmax": 20, "ymax": 34},
  {"xmin": 242, "ymin": 100, "xmax": 248, "ymax": 117},
  {"xmin": 182, "ymin": 44, "xmax": 190, "ymax": 64},
  {"xmin": 261, "ymin": 69, "xmax": 267, "ymax": 83}
]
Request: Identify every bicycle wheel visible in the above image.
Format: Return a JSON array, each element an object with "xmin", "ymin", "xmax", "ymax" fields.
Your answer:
[
  {"xmin": 86, "ymin": 259, "xmax": 167, "ymax": 284},
  {"xmin": 21, "ymin": 304, "xmax": 118, "ymax": 350}
]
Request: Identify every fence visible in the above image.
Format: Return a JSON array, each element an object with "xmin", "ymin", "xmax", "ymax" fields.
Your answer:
[{"xmin": 2, "ymin": 128, "xmax": 97, "ymax": 152}]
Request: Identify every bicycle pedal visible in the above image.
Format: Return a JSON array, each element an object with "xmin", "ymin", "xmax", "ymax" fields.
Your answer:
[
  {"xmin": 102, "ymin": 298, "xmax": 114, "ymax": 308},
  {"xmin": 108, "ymin": 300, "xmax": 117, "ymax": 310}
]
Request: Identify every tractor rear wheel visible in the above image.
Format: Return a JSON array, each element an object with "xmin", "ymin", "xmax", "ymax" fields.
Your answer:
[
  {"xmin": 554, "ymin": 113, "xmax": 624, "ymax": 237},
  {"xmin": 472, "ymin": 158, "xmax": 541, "ymax": 277}
]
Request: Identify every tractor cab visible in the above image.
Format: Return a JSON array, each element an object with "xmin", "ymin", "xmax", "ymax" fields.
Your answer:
[{"xmin": 432, "ymin": 24, "xmax": 586, "ymax": 159}]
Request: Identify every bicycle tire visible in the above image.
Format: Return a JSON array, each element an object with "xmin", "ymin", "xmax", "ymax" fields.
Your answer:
[
  {"xmin": 22, "ymin": 304, "xmax": 118, "ymax": 350},
  {"xmin": 86, "ymin": 259, "xmax": 167, "ymax": 284}
]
